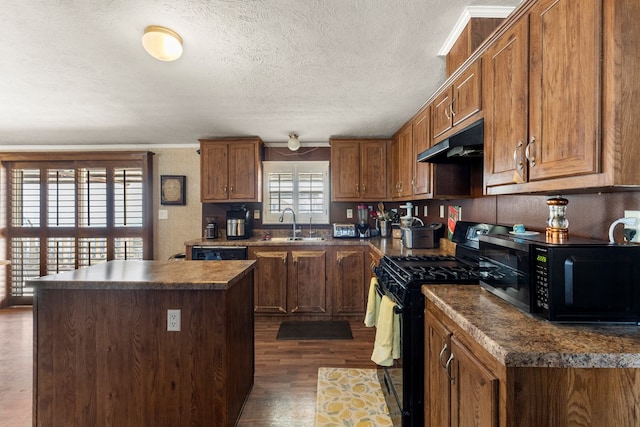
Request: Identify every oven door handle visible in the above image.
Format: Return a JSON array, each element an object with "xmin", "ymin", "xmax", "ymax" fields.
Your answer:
[{"xmin": 374, "ymin": 279, "xmax": 405, "ymax": 313}]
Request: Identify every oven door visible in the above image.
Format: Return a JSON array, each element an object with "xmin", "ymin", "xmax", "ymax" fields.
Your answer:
[{"xmin": 373, "ymin": 266, "xmax": 405, "ymax": 426}]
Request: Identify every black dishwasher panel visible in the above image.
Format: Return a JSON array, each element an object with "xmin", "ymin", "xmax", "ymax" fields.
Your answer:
[{"xmin": 191, "ymin": 246, "xmax": 247, "ymax": 260}]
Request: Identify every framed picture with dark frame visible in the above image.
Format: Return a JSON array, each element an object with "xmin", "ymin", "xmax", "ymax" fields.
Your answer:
[{"xmin": 160, "ymin": 175, "xmax": 186, "ymax": 205}]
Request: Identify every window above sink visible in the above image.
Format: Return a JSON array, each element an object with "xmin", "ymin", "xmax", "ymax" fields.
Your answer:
[{"xmin": 262, "ymin": 161, "xmax": 330, "ymax": 225}]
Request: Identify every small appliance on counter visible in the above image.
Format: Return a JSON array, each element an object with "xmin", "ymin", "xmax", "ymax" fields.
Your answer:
[
  {"xmin": 401, "ymin": 222, "xmax": 444, "ymax": 249},
  {"xmin": 204, "ymin": 217, "xmax": 219, "ymax": 240},
  {"xmin": 479, "ymin": 232, "xmax": 640, "ymax": 323},
  {"xmin": 226, "ymin": 205, "xmax": 252, "ymax": 240},
  {"xmin": 356, "ymin": 204, "xmax": 370, "ymax": 238},
  {"xmin": 333, "ymin": 223, "xmax": 357, "ymax": 238}
]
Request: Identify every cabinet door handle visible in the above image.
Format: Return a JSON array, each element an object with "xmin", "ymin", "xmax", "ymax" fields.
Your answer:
[
  {"xmin": 230, "ymin": 185, "xmax": 234, "ymax": 194},
  {"xmin": 444, "ymin": 104, "xmax": 450, "ymax": 120},
  {"xmin": 525, "ymin": 136, "xmax": 536, "ymax": 167},
  {"xmin": 445, "ymin": 353, "xmax": 455, "ymax": 384},
  {"xmin": 513, "ymin": 141, "xmax": 524, "ymax": 171},
  {"xmin": 356, "ymin": 184, "xmax": 359, "ymax": 194},
  {"xmin": 223, "ymin": 185, "xmax": 228, "ymax": 194},
  {"xmin": 450, "ymin": 98, "xmax": 456, "ymax": 117},
  {"xmin": 438, "ymin": 343, "xmax": 449, "ymax": 368},
  {"xmin": 362, "ymin": 185, "xmax": 366, "ymax": 193}
]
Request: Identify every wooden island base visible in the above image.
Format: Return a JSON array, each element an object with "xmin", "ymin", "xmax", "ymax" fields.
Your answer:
[{"xmin": 31, "ymin": 260, "xmax": 255, "ymax": 427}]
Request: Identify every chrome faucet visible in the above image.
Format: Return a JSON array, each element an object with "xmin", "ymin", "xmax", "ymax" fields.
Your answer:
[{"xmin": 279, "ymin": 208, "xmax": 297, "ymax": 239}]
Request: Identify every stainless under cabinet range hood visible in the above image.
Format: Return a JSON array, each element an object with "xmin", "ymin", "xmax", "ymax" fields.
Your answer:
[{"xmin": 417, "ymin": 119, "xmax": 484, "ymax": 163}]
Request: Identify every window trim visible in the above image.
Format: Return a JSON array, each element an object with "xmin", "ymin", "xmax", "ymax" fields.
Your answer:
[{"xmin": 262, "ymin": 161, "xmax": 330, "ymax": 225}]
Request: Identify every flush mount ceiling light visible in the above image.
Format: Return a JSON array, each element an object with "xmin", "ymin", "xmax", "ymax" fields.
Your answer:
[
  {"xmin": 142, "ymin": 25, "xmax": 183, "ymax": 61},
  {"xmin": 287, "ymin": 133, "xmax": 300, "ymax": 151}
]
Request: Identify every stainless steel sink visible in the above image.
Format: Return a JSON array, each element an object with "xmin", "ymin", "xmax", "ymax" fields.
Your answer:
[{"xmin": 261, "ymin": 237, "xmax": 325, "ymax": 242}]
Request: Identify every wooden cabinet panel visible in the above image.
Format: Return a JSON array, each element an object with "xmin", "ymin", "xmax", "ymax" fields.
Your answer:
[
  {"xmin": 426, "ymin": 306, "xmax": 499, "ymax": 427},
  {"xmin": 483, "ymin": 17, "xmax": 530, "ymax": 187},
  {"xmin": 330, "ymin": 139, "xmax": 388, "ymax": 201},
  {"xmin": 228, "ymin": 143, "xmax": 259, "ymax": 200},
  {"xmin": 252, "ymin": 247, "xmax": 328, "ymax": 316},
  {"xmin": 450, "ymin": 337, "xmax": 499, "ymax": 427},
  {"xmin": 484, "ymin": 0, "xmax": 606, "ymax": 194},
  {"xmin": 425, "ymin": 314, "xmax": 452, "ymax": 427},
  {"xmin": 330, "ymin": 140, "xmax": 361, "ymax": 200},
  {"xmin": 413, "ymin": 106, "xmax": 432, "ymax": 196},
  {"xmin": 201, "ymin": 143, "xmax": 229, "ymax": 201},
  {"xmin": 34, "ymin": 279, "xmax": 254, "ymax": 427},
  {"xmin": 361, "ymin": 141, "xmax": 388, "ymax": 199},
  {"xmin": 289, "ymin": 250, "xmax": 327, "ymax": 314},
  {"xmin": 527, "ymin": 0, "xmax": 600, "ymax": 181},
  {"xmin": 250, "ymin": 248, "xmax": 288, "ymax": 314},
  {"xmin": 199, "ymin": 138, "xmax": 262, "ymax": 203},
  {"xmin": 432, "ymin": 60, "xmax": 482, "ymax": 143},
  {"xmin": 432, "ymin": 89, "xmax": 454, "ymax": 139},
  {"xmin": 447, "ymin": 18, "xmax": 504, "ymax": 77},
  {"xmin": 452, "ymin": 60, "xmax": 482, "ymax": 128},
  {"xmin": 391, "ymin": 124, "xmax": 413, "ymax": 199},
  {"xmin": 332, "ymin": 249, "xmax": 366, "ymax": 315}
]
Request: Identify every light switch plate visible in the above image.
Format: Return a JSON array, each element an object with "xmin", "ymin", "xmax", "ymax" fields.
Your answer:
[
  {"xmin": 158, "ymin": 209, "xmax": 168, "ymax": 220},
  {"xmin": 624, "ymin": 210, "xmax": 640, "ymax": 243},
  {"xmin": 253, "ymin": 210, "xmax": 260, "ymax": 220},
  {"xmin": 346, "ymin": 209, "xmax": 353, "ymax": 219}
]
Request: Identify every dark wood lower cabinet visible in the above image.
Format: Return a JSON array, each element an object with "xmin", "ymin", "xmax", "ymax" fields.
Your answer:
[
  {"xmin": 426, "ymin": 298, "xmax": 640, "ymax": 427},
  {"xmin": 33, "ymin": 273, "xmax": 254, "ymax": 427},
  {"xmin": 251, "ymin": 245, "xmax": 369, "ymax": 318},
  {"xmin": 331, "ymin": 248, "xmax": 367, "ymax": 315},
  {"xmin": 289, "ymin": 250, "xmax": 327, "ymax": 314},
  {"xmin": 251, "ymin": 248, "xmax": 289, "ymax": 314}
]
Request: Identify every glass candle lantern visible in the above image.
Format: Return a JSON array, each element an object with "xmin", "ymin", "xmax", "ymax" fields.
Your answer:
[{"xmin": 546, "ymin": 196, "xmax": 569, "ymax": 240}]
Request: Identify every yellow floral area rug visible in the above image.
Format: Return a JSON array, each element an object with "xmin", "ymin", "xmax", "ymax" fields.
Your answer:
[{"xmin": 315, "ymin": 367, "xmax": 393, "ymax": 427}]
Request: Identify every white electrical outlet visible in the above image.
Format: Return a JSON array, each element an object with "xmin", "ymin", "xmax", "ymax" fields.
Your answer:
[
  {"xmin": 346, "ymin": 209, "xmax": 353, "ymax": 219},
  {"xmin": 253, "ymin": 209, "xmax": 260, "ymax": 220},
  {"xmin": 167, "ymin": 309, "xmax": 181, "ymax": 331},
  {"xmin": 624, "ymin": 210, "xmax": 640, "ymax": 243},
  {"xmin": 423, "ymin": 206, "xmax": 428, "ymax": 216},
  {"xmin": 415, "ymin": 206, "xmax": 419, "ymax": 216},
  {"xmin": 439, "ymin": 205, "xmax": 445, "ymax": 218}
]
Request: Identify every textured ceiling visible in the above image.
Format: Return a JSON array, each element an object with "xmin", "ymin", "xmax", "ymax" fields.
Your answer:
[{"xmin": 1, "ymin": 0, "xmax": 521, "ymax": 148}]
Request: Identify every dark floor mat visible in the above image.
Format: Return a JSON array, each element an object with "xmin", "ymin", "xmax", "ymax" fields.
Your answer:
[{"xmin": 276, "ymin": 320, "xmax": 353, "ymax": 340}]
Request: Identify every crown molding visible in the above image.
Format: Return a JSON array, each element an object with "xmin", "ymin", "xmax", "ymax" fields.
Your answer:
[{"xmin": 438, "ymin": 5, "xmax": 516, "ymax": 56}]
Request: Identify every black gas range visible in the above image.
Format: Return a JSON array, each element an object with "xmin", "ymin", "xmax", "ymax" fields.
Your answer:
[{"xmin": 373, "ymin": 221, "xmax": 510, "ymax": 427}]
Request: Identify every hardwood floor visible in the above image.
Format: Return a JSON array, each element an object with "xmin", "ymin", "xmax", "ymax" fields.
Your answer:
[{"xmin": 0, "ymin": 307, "xmax": 377, "ymax": 426}]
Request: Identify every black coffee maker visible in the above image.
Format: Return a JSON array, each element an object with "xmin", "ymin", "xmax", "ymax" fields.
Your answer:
[{"xmin": 226, "ymin": 205, "xmax": 252, "ymax": 240}]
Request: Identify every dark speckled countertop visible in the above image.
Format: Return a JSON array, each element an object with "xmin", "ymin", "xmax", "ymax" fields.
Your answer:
[
  {"xmin": 28, "ymin": 260, "xmax": 256, "ymax": 291},
  {"xmin": 185, "ymin": 236, "xmax": 454, "ymax": 258},
  {"xmin": 423, "ymin": 285, "xmax": 640, "ymax": 368}
]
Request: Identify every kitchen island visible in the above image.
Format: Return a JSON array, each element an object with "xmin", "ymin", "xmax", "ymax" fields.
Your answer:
[
  {"xmin": 423, "ymin": 285, "xmax": 640, "ymax": 426},
  {"xmin": 30, "ymin": 260, "xmax": 256, "ymax": 427}
]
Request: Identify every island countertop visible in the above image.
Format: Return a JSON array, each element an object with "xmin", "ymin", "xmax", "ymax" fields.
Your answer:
[
  {"xmin": 28, "ymin": 259, "xmax": 256, "ymax": 291},
  {"xmin": 423, "ymin": 284, "xmax": 640, "ymax": 368}
]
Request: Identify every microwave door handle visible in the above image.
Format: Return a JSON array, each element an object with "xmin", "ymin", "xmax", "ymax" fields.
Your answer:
[{"xmin": 565, "ymin": 258, "xmax": 574, "ymax": 305}]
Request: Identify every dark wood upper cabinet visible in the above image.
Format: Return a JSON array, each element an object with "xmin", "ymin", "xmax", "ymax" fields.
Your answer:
[{"xmin": 200, "ymin": 138, "xmax": 263, "ymax": 202}]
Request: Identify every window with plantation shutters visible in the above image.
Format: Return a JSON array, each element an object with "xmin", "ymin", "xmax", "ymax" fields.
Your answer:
[
  {"xmin": 262, "ymin": 161, "xmax": 330, "ymax": 225},
  {"xmin": 1, "ymin": 152, "xmax": 153, "ymax": 305}
]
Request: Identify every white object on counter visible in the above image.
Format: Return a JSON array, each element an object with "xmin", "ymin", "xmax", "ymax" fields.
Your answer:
[{"xmin": 608, "ymin": 217, "xmax": 637, "ymax": 243}]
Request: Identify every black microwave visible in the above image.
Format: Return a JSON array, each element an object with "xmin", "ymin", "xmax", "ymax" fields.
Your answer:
[{"xmin": 479, "ymin": 233, "xmax": 640, "ymax": 323}]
